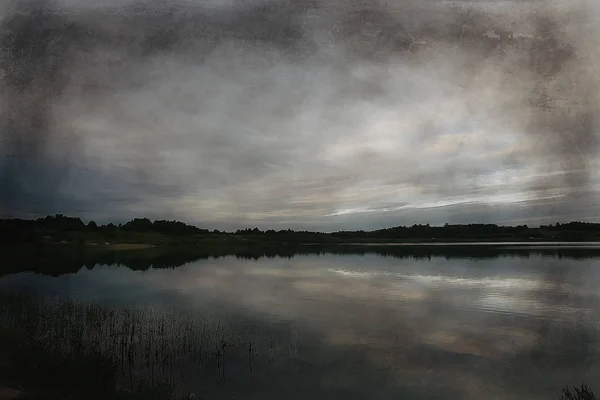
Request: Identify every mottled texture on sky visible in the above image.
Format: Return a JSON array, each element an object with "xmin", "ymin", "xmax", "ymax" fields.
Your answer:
[{"xmin": 1, "ymin": 0, "xmax": 599, "ymax": 230}]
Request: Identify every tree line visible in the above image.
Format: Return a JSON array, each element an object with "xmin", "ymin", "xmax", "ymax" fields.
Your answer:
[{"xmin": 3, "ymin": 214, "xmax": 600, "ymax": 244}]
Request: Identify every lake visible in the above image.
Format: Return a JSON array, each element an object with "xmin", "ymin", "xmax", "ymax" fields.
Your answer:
[{"xmin": 1, "ymin": 246, "xmax": 600, "ymax": 399}]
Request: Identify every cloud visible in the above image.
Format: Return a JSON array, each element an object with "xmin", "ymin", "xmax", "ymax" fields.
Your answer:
[{"xmin": 1, "ymin": 0, "xmax": 599, "ymax": 228}]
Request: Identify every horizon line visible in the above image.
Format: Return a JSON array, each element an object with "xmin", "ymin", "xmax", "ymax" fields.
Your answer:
[{"xmin": 2, "ymin": 214, "xmax": 599, "ymax": 234}]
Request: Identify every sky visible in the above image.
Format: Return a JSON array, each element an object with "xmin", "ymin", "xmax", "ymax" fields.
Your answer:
[{"xmin": 1, "ymin": 0, "xmax": 599, "ymax": 231}]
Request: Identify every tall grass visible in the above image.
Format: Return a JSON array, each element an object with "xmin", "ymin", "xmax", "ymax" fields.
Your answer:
[
  {"xmin": 1, "ymin": 289, "xmax": 594, "ymax": 399},
  {"xmin": 0, "ymin": 290, "xmax": 300, "ymax": 396}
]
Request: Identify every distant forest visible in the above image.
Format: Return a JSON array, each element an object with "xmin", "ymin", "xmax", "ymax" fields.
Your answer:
[{"xmin": 3, "ymin": 214, "xmax": 600, "ymax": 245}]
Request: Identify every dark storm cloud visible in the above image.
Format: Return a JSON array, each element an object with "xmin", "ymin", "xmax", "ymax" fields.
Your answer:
[
  {"xmin": 1, "ymin": 0, "xmax": 598, "ymax": 226},
  {"xmin": 0, "ymin": 0, "xmax": 320, "ymax": 217},
  {"xmin": 0, "ymin": 0, "xmax": 80, "ymax": 215}
]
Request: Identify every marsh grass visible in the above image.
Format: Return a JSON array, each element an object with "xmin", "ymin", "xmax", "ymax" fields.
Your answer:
[
  {"xmin": 2, "ymin": 289, "xmax": 592, "ymax": 400},
  {"xmin": 0, "ymin": 290, "xmax": 299, "ymax": 397},
  {"xmin": 560, "ymin": 385, "xmax": 596, "ymax": 400},
  {"xmin": 0, "ymin": 325, "xmax": 174, "ymax": 399}
]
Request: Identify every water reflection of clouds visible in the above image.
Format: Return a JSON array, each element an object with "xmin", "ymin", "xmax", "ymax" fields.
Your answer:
[
  {"xmin": 136, "ymin": 256, "xmax": 600, "ymax": 357},
  {"xmin": 177, "ymin": 255, "xmax": 600, "ymax": 399},
  {"xmin": 3, "ymin": 254, "xmax": 600, "ymax": 399}
]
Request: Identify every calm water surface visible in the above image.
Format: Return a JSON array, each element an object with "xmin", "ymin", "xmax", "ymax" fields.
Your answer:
[{"xmin": 2, "ymin": 251, "xmax": 600, "ymax": 399}]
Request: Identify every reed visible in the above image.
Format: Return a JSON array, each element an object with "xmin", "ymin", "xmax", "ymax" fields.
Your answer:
[{"xmin": 0, "ymin": 289, "xmax": 298, "ymax": 397}]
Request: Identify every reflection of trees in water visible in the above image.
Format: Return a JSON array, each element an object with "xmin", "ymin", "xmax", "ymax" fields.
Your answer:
[
  {"xmin": 2, "ymin": 248, "xmax": 600, "ymax": 399},
  {"xmin": 4, "ymin": 244, "xmax": 600, "ymax": 276}
]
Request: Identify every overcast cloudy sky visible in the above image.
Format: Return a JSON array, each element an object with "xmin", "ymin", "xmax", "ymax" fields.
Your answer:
[{"xmin": 1, "ymin": 0, "xmax": 599, "ymax": 230}]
